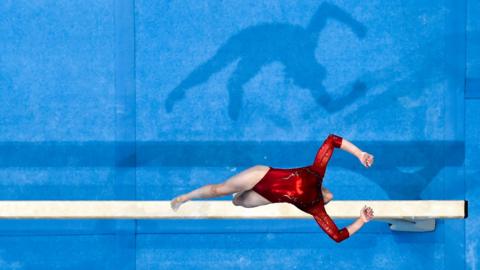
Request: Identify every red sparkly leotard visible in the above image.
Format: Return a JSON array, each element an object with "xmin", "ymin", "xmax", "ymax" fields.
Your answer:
[{"xmin": 252, "ymin": 134, "xmax": 350, "ymax": 243}]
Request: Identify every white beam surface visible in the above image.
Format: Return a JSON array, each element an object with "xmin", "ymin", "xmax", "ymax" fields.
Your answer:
[{"xmin": 0, "ymin": 200, "xmax": 467, "ymax": 219}]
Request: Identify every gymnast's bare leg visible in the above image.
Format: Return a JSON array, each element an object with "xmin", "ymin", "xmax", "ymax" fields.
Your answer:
[{"xmin": 170, "ymin": 165, "xmax": 271, "ymax": 211}]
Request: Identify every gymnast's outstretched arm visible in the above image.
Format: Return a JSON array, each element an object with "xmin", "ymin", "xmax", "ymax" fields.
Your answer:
[
  {"xmin": 309, "ymin": 204, "xmax": 374, "ymax": 243},
  {"xmin": 339, "ymin": 137, "xmax": 374, "ymax": 168},
  {"xmin": 346, "ymin": 205, "xmax": 374, "ymax": 237}
]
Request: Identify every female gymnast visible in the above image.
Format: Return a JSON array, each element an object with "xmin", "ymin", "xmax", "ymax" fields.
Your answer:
[{"xmin": 170, "ymin": 134, "xmax": 375, "ymax": 243}]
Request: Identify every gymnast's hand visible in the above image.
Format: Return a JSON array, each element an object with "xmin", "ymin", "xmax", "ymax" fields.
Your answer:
[
  {"xmin": 360, "ymin": 205, "xmax": 374, "ymax": 223},
  {"xmin": 359, "ymin": 152, "xmax": 374, "ymax": 168}
]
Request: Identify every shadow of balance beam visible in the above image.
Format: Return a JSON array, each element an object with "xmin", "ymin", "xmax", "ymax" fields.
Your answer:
[{"xmin": 0, "ymin": 140, "xmax": 464, "ymax": 200}]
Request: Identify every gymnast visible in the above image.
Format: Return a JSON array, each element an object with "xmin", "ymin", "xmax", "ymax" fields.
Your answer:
[{"xmin": 170, "ymin": 134, "xmax": 375, "ymax": 243}]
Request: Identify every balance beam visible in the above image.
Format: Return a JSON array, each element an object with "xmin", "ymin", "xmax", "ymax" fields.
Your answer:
[{"xmin": 0, "ymin": 200, "xmax": 467, "ymax": 232}]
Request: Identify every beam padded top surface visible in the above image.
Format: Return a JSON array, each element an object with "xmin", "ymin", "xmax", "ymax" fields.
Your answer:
[{"xmin": 0, "ymin": 200, "xmax": 467, "ymax": 219}]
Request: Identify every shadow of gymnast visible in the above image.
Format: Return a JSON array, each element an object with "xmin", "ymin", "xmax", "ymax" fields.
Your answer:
[{"xmin": 165, "ymin": 2, "xmax": 368, "ymax": 120}]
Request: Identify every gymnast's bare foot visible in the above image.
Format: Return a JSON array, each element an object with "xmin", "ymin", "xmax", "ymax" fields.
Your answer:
[{"xmin": 170, "ymin": 195, "xmax": 189, "ymax": 211}]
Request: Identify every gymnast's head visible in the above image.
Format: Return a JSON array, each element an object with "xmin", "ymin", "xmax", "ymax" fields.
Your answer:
[{"xmin": 322, "ymin": 186, "xmax": 334, "ymax": 205}]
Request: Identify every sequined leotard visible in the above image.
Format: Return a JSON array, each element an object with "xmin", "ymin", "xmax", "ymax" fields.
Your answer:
[{"xmin": 252, "ymin": 134, "xmax": 350, "ymax": 243}]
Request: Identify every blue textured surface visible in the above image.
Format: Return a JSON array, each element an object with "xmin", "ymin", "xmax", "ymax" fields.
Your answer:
[
  {"xmin": 0, "ymin": 0, "xmax": 477, "ymax": 269},
  {"xmin": 466, "ymin": 0, "xmax": 480, "ymax": 98}
]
